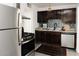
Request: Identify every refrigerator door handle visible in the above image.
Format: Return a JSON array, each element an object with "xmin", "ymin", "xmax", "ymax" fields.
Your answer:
[
  {"xmin": 17, "ymin": 11, "xmax": 22, "ymax": 46},
  {"xmin": 17, "ymin": 9, "xmax": 22, "ymax": 46},
  {"xmin": 18, "ymin": 29, "xmax": 21, "ymax": 46},
  {"xmin": 18, "ymin": 13, "xmax": 20, "ymax": 27},
  {"xmin": 17, "ymin": 12, "xmax": 20, "ymax": 45},
  {"xmin": 17, "ymin": 9, "xmax": 22, "ymax": 28},
  {"xmin": 18, "ymin": 29, "xmax": 20, "ymax": 45}
]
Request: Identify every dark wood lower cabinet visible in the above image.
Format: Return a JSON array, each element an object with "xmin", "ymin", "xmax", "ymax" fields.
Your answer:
[
  {"xmin": 35, "ymin": 31, "xmax": 61, "ymax": 45},
  {"xmin": 35, "ymin": 31, "xmax": 42, "ymax": 43},
  {"xmin": 35, "ymin": 31, "xmax": 46, "ymax": 43},
  {"xmin": 46, "ymin": 31, "xmax": 61, "ymax": 45},
  {"xmin": 35, "ymin": 30, "xmax": 66, "ymax": 56}
]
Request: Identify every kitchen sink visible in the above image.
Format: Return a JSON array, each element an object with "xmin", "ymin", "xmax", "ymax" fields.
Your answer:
[{"xmin": 47, "ymin": 28, "xmax": 61, "ymax": 31}]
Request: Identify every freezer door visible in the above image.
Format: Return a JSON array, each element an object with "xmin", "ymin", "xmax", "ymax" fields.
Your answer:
[
  {"xmin": 0, "ymin": 4, "xmax": 18, "ymax": 29},
  {"xmin": 0, "ymin": 29, "xmax": 20, "ymax": 56}
]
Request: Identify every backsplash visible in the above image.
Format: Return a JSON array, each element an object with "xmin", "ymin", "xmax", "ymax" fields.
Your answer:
[
  {"xmin": 38, "ymin": 19, "xmax": 76, "ymax": 31},
  {"xmin": 69, "ymin": 23, "xmax": 76, "ymax": 29},
  {"xmin": 48, "ymin": 19, "xmax": 63, "ymax": 28}
]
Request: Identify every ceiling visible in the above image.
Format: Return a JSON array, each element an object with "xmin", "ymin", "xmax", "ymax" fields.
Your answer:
[{"xmin": 32, "ymin": 3, "xmax": 77, "ymax": 8}]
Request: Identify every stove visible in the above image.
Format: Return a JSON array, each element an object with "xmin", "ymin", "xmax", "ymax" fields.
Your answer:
[
  {"xmin": 21, "ymin": 32, "xmax": 35, "ymax": 56},
  {"xmin": 22, "ymin": 32, "xmax": 34, "ymax": 42}
]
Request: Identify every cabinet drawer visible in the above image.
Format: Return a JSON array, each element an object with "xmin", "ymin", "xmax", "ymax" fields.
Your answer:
[{"xmin": 46, "ymin": 32, "xmax": 61, "ymax": 45}]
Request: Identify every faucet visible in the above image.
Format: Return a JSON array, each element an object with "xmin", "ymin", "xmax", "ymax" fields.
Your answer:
[{"xmin": 53, "ymin": 23, "xmax": 57, "ymax": 30}]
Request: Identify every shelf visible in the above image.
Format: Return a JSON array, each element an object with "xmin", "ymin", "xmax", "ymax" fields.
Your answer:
[{"xmin": 22, "ymin": 16, "xmax": 30, "ymax": 19}]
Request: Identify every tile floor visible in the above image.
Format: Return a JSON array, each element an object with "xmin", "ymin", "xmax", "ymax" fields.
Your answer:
[
  {"xmin": 29, "ymin": 49, "xmax": 79, "ymax": 56},
  {"xmin": 67, "ymin": 49, "xmax": 79, "ymax": 56},
  {"xmin": 27, "ymin": 43, "xmax": 79, "ymax": 56}
]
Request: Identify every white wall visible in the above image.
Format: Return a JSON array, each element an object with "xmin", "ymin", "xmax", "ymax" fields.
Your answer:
[
  {"xmin": 76, "ymin": 5, "xmax": 79, "ymax": 53},
  {"xmin": 32, "ymin": 5, "xmax": 39, "ymax": 33},
  {"xmin": 0, "ymin": 3, "xmax": 16, "ymax": 8},
  {"xmin": 20, "ymin": 3, "xmax": 39, "ymax": 33},
  {"xmin": 37, "ymin": 4, "xmax": 77, "ymax": 11}
]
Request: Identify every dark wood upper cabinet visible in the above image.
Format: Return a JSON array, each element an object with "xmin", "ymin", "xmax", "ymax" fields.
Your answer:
[
  {"xmin": 46, "ymin": 10, "xmax": 57, "ymax": 19},
  {"xmin": 37, "ymin": 11, "xmax": 48, "ymax": 23},
  {"xmin": 47, "ymin": 10, "xmax": 59, "ymax": 19},
  {"xmin": 51, "ymin": 10, "xmax": 61, "ymax": 19},
  {"xmin": 60, "ymin": 8, "xmax": 76, "ymax": 23},
  {"xmin": 37, "ymin": 10, "xmax": 61, "ymax": 23},
  {"xmin": 37, "ymin": 8, "xmax": 76, "ymax": 23}
]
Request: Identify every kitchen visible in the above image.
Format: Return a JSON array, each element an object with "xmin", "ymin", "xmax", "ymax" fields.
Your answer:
[
  {"xmin": 20, "ymin": 3, "xmax": 78, "ymax": 56},
  {"xmin": 34, "ymin": 4, "xmax": 77, "ymax": 56},
  {"xmin": 0, "ymin": 3, "xmax": 79, "ymax": 56}
]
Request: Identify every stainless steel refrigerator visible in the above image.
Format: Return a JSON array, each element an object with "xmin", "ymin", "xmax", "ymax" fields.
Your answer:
[{"xmin": 0, "ymin": 4, "xmax": 22, "ymax": 56}]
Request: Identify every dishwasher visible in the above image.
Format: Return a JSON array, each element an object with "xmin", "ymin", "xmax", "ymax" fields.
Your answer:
[{"xmin": 61, "ymin": 33, "xmax": 75, "ymax": 49}]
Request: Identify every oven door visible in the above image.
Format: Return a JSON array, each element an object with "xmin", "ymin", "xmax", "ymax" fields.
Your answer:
[{"xmin": 21, "ymin": 39, "xmax": 34, "ymax": 56}]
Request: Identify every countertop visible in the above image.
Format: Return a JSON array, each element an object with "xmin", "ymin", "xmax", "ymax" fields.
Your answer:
[{"xmin": 35, "ymin": 28, "xmax": 76, "ymax": 33}]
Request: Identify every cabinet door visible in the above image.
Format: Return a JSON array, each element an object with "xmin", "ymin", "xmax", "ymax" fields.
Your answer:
[
  {"xmin": 43, "ymin": 11, "xmax": 48, "ymax": 22},
  {"xmin": 51, "ymin": 11, "xmax": 57, "ymax": 19},
  {"xmin": 47, "ymin": 10, "xmax": 57, "ymax": 19},
  {"xmin": 21, "ymin": 39, "xmax": 34, "ymax": 56},
  {"xmin": 35, "ymin": 31, "xmax": 42, "ymax": 43},
  {"xmin": 35, "ymin": 31, "xmax": 46, "ymax": 43},
  {"xmin": 37, "ymin": 11, "xmax": 47, "ymax": 23},
  {"xmin": 47, "ymin": 10, "xmax": 61, "ymax": 19},
  {"xmin": 46, "ymin": 32, "xmax": 61, "ymax": 45},
  {"xmin": 41, "ymin": 31, "xmax": 47, "ymax": 43},
  {"xmin": 37, "ymin": 12, "xmax": 42, "ymax": 23},
  {"xmin": 61, "ymin": 8, "xmax": 76, "ymax": 23},
  {"xmin": 56, "ymin": 10, "xmax": 61, "ymax": 19}
]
